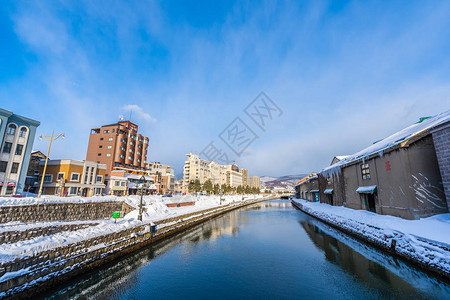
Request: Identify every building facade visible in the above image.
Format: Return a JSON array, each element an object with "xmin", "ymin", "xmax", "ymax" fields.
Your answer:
[
  {"xmin": 240, "ymin": 169, "xmax": 249, "ymax": 186},
  {"xmin": 295, "ymin": 173, "xmax": 319, "ymax": 201},
  {"xmin": 38, "ymin": 159, "xmax": 106, "ymax": 197},
  {"xmin": 318, "ymin": 111, "xmax": 449, "ymax": 220},
  {"xmin": 146, "ymin": 161, "xmax": 175, "ymax": 194},
  {"xmin": 248, "ymin": 176, "xmax": 261, "ymax": 188},
  {"xmin": 224, "ymin": 164, "xmax": 243, "ymax": 187},
  {"xmin": 0, "ymin": 108, "xmax": 40, "ymax": 195},
  {"xmin": 86, "ymin": 120, "xmax": 149, "ymax": 177},
  {"xmin": 24, "ymin": 150, "xmax": 46, "ymax": 193}
]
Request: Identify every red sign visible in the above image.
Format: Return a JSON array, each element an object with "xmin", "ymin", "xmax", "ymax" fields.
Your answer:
[{"xmin": 385, "ymin": 161, "xmax": 391, "ymax": 171}]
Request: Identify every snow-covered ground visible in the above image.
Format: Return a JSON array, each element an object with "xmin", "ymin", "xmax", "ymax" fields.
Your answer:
[
  {"xmin": 293, "ymin": 198, "xmax": 450, "ymax": 275},
  {"xmin": 0, "ymin": 194, "xmax": 266, "ymax": 266}
]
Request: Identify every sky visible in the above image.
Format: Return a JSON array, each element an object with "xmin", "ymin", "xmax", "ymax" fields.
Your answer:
[{"xmin": 1, "ymin": 0, "xmax": 449, "ymax": 178}]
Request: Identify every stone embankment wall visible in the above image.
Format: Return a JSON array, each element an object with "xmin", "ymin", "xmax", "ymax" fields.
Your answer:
[
  {"xmin": 0, "ymin": 196, "xmax": 276, "ymax": 299},
  {"xmin": 0, "ymin": 202, "xmax": 135, "ymax": 224}
]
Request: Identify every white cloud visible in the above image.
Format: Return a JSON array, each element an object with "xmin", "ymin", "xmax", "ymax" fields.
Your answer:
[{"xmin": 122, "ymin": 104, "xmax": 157, "ymax": 123}]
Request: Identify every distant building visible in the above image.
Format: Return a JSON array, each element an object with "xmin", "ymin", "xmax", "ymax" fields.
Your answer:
[
  {"xmin": 295, "ymin": 173, "xmax": 319, "ymax": 201},
  {"xmin": 0, "ymin": 108, "xmax": 40, "ymax": 195},
  {"xmin": 37, "ymin": 159, "xmax": 106, "ymax": 197},
  {"xmin": 146, "ymin": 161, "xmax": 175, "ymax": 194},
  {"xmin": 248, "ymin": 176, "xmax": 261, "ymax": 188},
  {"xmin": 319, "ymin": 111, "xmax": 449, "ymax": 220},
  {"xmin": 106, "ymin": 169, "xmax": 156, "ymax": 196},
  {"xmin": 86, "ymin": 120, "xmax": 149, "ymax": 177},
  {"xmin": 224, "ymin": 164, "xmax": 243, "ymax": 187},
  {"xmin": 24, "ymin": 150, "xmax": 46, "ymax": 193},
  {"xmin": 239, "ymin": 169, "xmax": 249, "ymax": 186}
]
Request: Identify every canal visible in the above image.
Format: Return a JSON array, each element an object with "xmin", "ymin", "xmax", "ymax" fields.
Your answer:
[{"xmin": 41, "ymin": 200, "xmax": 450, "ymax": 299}]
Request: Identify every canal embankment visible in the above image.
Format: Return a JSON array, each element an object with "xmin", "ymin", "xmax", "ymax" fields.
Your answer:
[
  {"xmin": 0, "ymin": 195, "xmax": 276, "ymax": 299},
  {"xmin": 291, "ymin": 198, "xmax": 450, "ymax": 281}
]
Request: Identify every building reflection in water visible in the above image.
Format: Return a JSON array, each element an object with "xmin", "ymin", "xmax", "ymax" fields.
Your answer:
[{"xmin": 300, "ymin": 219, "xmax": 450, "ymax": 297}]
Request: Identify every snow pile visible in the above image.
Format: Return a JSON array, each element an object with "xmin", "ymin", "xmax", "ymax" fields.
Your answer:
[
  {"xmin": 0, "ymin": 195, "xmax": 121, "ymax": 206},
  {"xmin": 0, "ymin": 194, "xmax": 266, "ymax": 265},
  {"xmin": 293, "ymin": 198, "xmax": 450, "ymax": 275}
]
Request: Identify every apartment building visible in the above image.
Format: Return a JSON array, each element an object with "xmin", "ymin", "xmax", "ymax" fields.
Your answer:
[
  {"xmin": 146, "ymin": 161, "xmax": 175, "ymax": 194},
  {"xmin": 240, "ymin": 169, "xmax": 249, "ymax": 186},
  {"xmin": 183, "ymin": 153, "xmax": 213, "ymax": 186},
  {"xmin": 38, "ymin": 159, "xmax": 106, "ymax": 197},
  {"xmin": 248, "ymin": 176, "xmax": 261, "ymax": 188},
  {"xmin": 86, "ymin": 120, "xmax": 149, "ymax": 176},
  {"xmin": 224, "ymin": 164, "xmax": 243, "ymax": 187},
  {"xmin": 0, "ymin": 108, "xmax": 40, "ymax": 195}
]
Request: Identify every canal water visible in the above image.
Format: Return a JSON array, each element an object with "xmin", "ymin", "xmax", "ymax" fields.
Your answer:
[{"xmin": 41, "ymin": 200, "xmax": 450, "ymax": 299}]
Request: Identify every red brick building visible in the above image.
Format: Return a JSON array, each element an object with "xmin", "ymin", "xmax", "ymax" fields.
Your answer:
[{"xmin": 86, "ymin": 121, "xmax": 149, "ymax": 176}]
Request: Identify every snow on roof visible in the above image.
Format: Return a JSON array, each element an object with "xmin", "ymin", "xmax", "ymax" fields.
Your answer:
[
  {"xmin": 322, "ymin": 110, "xmax": 450, "ymax": 174},
  {"xmin": 356, "ymin": 185, "xmax": 377, "ymax": 194}
]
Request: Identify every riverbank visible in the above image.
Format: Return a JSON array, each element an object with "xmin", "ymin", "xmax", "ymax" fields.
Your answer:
[
  {"xmin": 291, "ymin": 198, "xmax": 450, "ymax": 281},
  {"xmin": 0, "ymin": 195, "xmax": 275, "ymax": 299}
]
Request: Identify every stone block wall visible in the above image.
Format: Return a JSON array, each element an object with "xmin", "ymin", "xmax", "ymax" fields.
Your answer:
[
  {"xmin": 432, "ymin": 123, "xmax": 450, "ymax": 211},
  {"xmin": 0, "ymin": 201, "xmax": 135, "ymax": 224}
]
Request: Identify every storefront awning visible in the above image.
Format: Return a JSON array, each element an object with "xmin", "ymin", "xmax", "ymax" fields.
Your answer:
[
  {"xmin": 356, "ymin": 185, "xmax": 377, "ymax": 194},
  {"xmin": 324, "ymin": 188, "xmax": 333, "ymax": 194},
  {"xmin": 7, "ymin": 182, "xmax": 15, "ymax": 187},
  {"xmin": 310, "ymin": 189, "xmax": 319, "ymax": 193}
]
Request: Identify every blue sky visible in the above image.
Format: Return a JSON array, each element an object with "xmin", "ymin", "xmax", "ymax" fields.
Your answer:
[{"xmin": 1, "ymin": 0, "xmax": 449, "ymax": 178}]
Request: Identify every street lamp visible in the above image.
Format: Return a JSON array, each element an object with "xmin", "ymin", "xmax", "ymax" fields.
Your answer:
[
  {"xmin": 37, "ymin": 131, "xmax": 65, "ymax": 198},
  {"xmin": 138, "ymin": 175, "xmax": 145, "ymax": 221}
]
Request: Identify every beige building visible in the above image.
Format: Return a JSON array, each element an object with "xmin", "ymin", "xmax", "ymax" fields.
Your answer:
[
  {"xmin": 183, "ymin": 153, "xmax": 213, "ymax": 185},
  {"xmin": 248, "ymin": 176, "xmax": 261, "ymax": 188},
  {"xmin": 146, "ymin": 161, "xmax": 175, "ymax": 193},
  {"xmin": 240, "ymin": 169, "xmax": 249, "ymax": 186},
  {"xmin": 224, "ymin": 164, "xmax": 243, "ymax": 187},
  {"xmin": 38, "ymin": 159, "xmax": 106, "ymax": 197}
]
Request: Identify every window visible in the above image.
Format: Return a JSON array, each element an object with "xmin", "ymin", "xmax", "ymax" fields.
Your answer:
[
  {"xmin": 19, "ymin": 127, "xmax": 27, "ymax": 137},
  {"xmin": 70, "ymin": 187, "xmax": 77, "ymax": 195},
  {"xmin": 99, "ymin": 145, "xmax": 103, "ymax": 148},
  {"xmin": 361, "ymin": 163, "xmax": 371, "ymax": 180},
  {"xmin": 100, "ymin": 138, "xmax": 104, "ymax": 141},
  {"xmin": 44, "ymin": 174, "xmax": 52, "ymax": 182},
  {"xmin": 96, "ymin": 175, "xmax": 103, "ymax": 183},
  {"xmin": 95, "ymin": 188, "xmax": 102, "ymax": 195},
  {"xmin": 112, "ymin": 129, "xmax": 115, "ymax": 133},
  {"xmin": 104, "ymin": 130, "xmax": 109, "ymax": 133},
  {"xmin": 11, "ymin": 163, "xmax": 19, "ymax": 174},
  {"xmin": 106, "ymin": 153, "xmax": 111, "ymax": 157},
  {"xmin": 114, "ymin": 181, "xmax": 120, "ymax": 186},
  {"xmin": 107, "ymin": 145, "xmax": 112, "ymax": 149},
  {"xmin": 15, "ymin": 144, "xmax": 24, "ymax": 155},
  {"xmin": 7, "ymin": 124, "xmax": 16, "ymax": 135},
  {"xmin": 128, "ymin": 156, "xmax": 132, "ymax": 160},
  {"xmin": 109, "ymin": 138, "xmax": 113, "ymax": 141},
  {"xmin": 129, "ymin": 149, "xmax": 133, "ymax": 153},
  {"xmin": 2, "ymin": 142, "xmax": 12, "ymax": 153},
  {"xmin": 71, "ymin": 173, "xmax": 80, "ymax": 181},
  {"xmin": 121, "ymin": 181, "xmax": 126, "ymax": 187},
  {"xmin": 57, "ymin": 172, "xmax": 65, "ymax": 180}
]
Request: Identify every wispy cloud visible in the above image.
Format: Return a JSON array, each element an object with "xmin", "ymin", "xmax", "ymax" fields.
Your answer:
[{"xmin": 122, "ymin": 104, "xmax": 157, "ymax": 123}]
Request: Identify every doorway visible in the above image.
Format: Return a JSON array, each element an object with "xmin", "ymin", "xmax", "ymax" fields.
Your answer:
[{"xmin": 365, "ymin": 193, "xmax": 376, "ymax": 213}]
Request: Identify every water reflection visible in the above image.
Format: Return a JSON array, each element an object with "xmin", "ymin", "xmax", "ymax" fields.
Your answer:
[
  {"xmin": 39, "ymin": 200, "xmax": 450, "ymax": 300},
  {"xmin": 300, "ymin": 218, "xmax": 450, "ymax": 298}
]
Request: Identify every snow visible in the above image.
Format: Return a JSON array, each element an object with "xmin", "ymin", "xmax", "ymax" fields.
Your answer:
[
  {"xmin": 292, "ymin": 198, "xmax": 450, "ymax": 274},
  {"xmin": 322, "ymin": 110, "xmax": 450, "ymax": 173},
  {"xmin": 0, "ymin": 194, "xmax": 266, "ymax": 266},
  {"xmin": 355, "ymin": 185, "xmax": 377, "ymax": 194},
  {"xmin": 0, "ymin": 195, "xmax": 122, "ymax": 206}
]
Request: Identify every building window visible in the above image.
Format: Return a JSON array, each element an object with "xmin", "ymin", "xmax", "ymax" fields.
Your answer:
[
  {"xmin": 70, "ymin": 187, "xmax": 77, "ymax": 195},
  {"xmin": 107, "ymin": 145, "xmax": 112, "ymax": 149},
  {"xmin": 11, "ymin": 163, "xmax": 19, "ymax": 174},
  {"xmin": 104, "ymin": 130, "xmax": 109, "ymax": 133},
  {"xmin": 2, "ymin": 142, "xmax": 12, "ymax": 153},
  {"xmin": 112, "ymin": 129, "xmax": 115, "ymax": 133},
  {"xmin": 96, "ymin": 175, "xmax": 103, "ymax": 183},
  {"xmin": 44, "ymin": 174, "xmax": 52, "ymax": 182},
  {"xmin": 121, "ymin": 181, "xmax": 126, "ymax": 187},
  {"xmin": 7, "ymin": 124, "xmax": 16, "ymax": 135},
  {"xmin": 114, "ymin": 181, "xmax": 120, "ymax": 186},
  {"xmin": 128, "ymin": 156, "xmax": 132, "ymax": 160},
  {"xmin": 71, "ymin": 173, "xmax": 80, "ymax": 181},
  {"xmin": 106, "ymin": 153, "xmax": 111, "ymax": 157},
  {"xmin": 0, "ymin": 161, "xmax": 8, "ymax": 172},
  {"xmin": 99, "ymin": 145, "xmax": 103, "ymax": 148},
  {"xmin": 361, "ymin": 163, "xmax": 371, "ymax": 180},
  {"xmin": 100, "ymin": 138, "xmax": 104, "ymax": 140},
  {"xmin": 98, "ymin": 153, "xmax": 101, "ymax": 156},
  {"xmin": 19, "ymin": 127, "xmax": 27, "ymax": 137},
  {"xmin": 57, "ymin": 172, "xmax": 65, "ymax": 180},
  {"xmin": 15, "ymin": 144, "xmax": 24, "ymax": 155},
  {"xmin": 95, "ymin": 188, "xmax": 102, "ymax": 195},
  {"xmin": 109, "ymin": 138, "xmax": 113, "ymax": 141}
]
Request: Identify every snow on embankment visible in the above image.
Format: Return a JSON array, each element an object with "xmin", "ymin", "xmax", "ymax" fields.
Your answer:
[{"xmin": 292, "ymin": 198, "xmax": 450, "ymax": 277}]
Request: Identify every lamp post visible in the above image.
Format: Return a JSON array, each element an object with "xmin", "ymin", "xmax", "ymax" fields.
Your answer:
[
  {"xmin": 37, "ymin": 131, "xmax": 65, "ymax": 198},
  {"xmin": 138, "ymin": 175, "xmax": 145, "ymax": 221}
]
